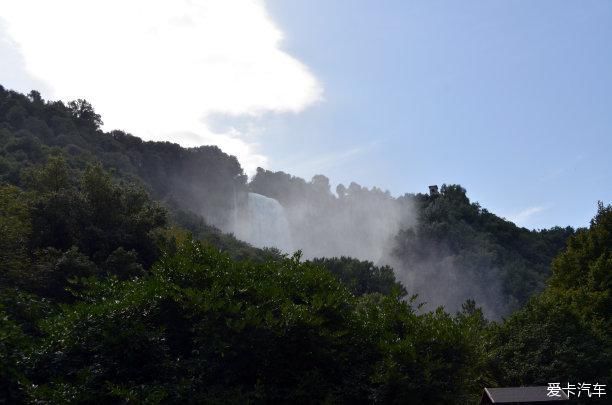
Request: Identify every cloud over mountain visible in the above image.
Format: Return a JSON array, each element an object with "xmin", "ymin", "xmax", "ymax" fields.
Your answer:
[{"xmin": 1, "ymin": 0, "xmax": 322, "ymax": 174}]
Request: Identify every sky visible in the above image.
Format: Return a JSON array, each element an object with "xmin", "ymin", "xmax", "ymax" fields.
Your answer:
[{"xmin": 1, "ymin": 0, "xmax": 610, "ymax": 229}]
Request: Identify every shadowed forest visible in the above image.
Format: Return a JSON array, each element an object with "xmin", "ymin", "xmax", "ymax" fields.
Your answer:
[{"xmin": 0, "ymin": 87, "xmax": 610, "ymax": 403}]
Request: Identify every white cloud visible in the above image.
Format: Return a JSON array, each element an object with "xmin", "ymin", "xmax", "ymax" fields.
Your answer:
[
  {"xmin": 0, "ymin": 0, "xmax": 322, "ymax": 174},
  {"xmin": 278, "ymin": 142, "xmax": 379, "ymax": 179},
  {"xmin": 508, "ymin": 205, "xmax": 548, "ymax": 227}
]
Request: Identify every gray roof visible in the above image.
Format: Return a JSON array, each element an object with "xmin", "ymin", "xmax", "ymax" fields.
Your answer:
[{"xmin": 483, "ymin": 386, "xmax": 569, "ymax": 403}]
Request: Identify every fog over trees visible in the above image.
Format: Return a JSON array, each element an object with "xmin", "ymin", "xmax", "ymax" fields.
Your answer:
[
  {"xmin": 0, "ymin": 87, "xmax": 609, "ymax": 403},
  {"xmin": 246, "ymin": 168, "xmax": 572, "ymax": 318}
]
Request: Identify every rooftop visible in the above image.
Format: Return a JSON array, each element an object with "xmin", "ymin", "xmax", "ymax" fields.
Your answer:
[{"xmin": 480, "ymin": 386, "xmax": 569, "ymax": 404}]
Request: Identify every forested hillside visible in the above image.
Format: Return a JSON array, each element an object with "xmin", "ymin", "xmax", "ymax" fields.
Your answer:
[
  {"xmin": 393, "ymin": 185, "xmax": 574, "ymax": 314},
  {"xmin": 0, "ymin": 86, "xmax": 572, "ymax": 313},
  {"xmin": 251, "ymin": 168, "xmax": 573, "ymax": 315},
  {"xmin": 0, "ymin": 86, "xmax": 609, "ymax": 403},
  {"xmin": 0, "ymin": 87, "xmax": 245, "ymax": 230}
]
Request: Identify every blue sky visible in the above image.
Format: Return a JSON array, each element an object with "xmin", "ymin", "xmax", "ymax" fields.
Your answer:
[
  {"xmin": 1, "ymin": 0, "xmax": 610, "ymax": 229},
  {"xmin": 261, "ymin": 0, "xmax": 612, "ymax": 229}
]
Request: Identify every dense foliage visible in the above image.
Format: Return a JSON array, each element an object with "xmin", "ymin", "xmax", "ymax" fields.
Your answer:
[
  {"xmin": 0, "ymin": 86, "xmax": 245, "ymax": 230},
  {"xmin": 393, "ymin": 185, "xmax": 574, "ymax": 315},
  {"xmin": 0, "ymin": 163, "xmax": 486, "ymax": 402},
  {"xmin": 1, "ymin": 158, "xmax": 165, "ymax": 301},
  {"xmin": 489, "ymin": 203, "xmax": 612, "ymax": 396},
  {"xmin": 251, "ymin": 169, "xmax": 574, "ymax": 315},
  {"xmin": 309, "ymin": 257, "xmax": 407, "ymax": 297},
  {"xmin": 1, "ymin": 86, "xmax": 574, "ymax": 314},
  {"xmin": 0, "ymin": 87, "xmax": 609, "ymax": 403}
]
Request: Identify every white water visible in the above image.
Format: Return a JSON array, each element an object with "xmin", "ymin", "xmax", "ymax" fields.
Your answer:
[{"xmin": 234, "ymin": 192, "xmax": 293, "ymax": 253}]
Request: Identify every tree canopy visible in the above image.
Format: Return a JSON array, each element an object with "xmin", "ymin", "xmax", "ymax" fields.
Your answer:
[{"xmin": 0, "ymin": 86, "xmax": 608, "ymax": 403}]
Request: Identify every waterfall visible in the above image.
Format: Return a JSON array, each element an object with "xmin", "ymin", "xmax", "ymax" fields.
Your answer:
[
  {"xmin": 232, "ymin": 183, "xmax": 238, "ymax": 231},
  {"xmin": 234, "ymin": 192, "xmax": 293, "ymax": 253}
]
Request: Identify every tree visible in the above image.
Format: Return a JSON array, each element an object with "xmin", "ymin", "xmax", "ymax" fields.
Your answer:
[
  {"xmin": 0, "ymin": 185, "xmax": 31, "ymax": 284},
  {"xmin": 0, "ymin": 304, "xmax": 29, "ymax": 403},
  {"xmin": 67, "ymin": 99, "xmax": 103, "ymax": 129},
  {"xmin": 490, "ymin": 203, "xmax": 612, "ymax": 389},
  {"xmin": 28, "ymin": 240, "xmax": 379, "ymax": 403},
  {"xmin": 310, "ymin": 256, "xmax": 406, "ymax": 297},
  {"xmin": 548, "ymin": 201, "xmax": 611, "ymax": 322},
  {"xmin": 22, "ymin": 156, "xmax": 71, "ymax": 193}
]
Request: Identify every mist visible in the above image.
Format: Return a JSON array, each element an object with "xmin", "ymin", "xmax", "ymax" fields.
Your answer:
[
  {"xmin": 242, "ymin": 171, "xmax": 415, "ymax": 262},
  {"xmin": 225, "ymin": 169, "xmax": 509, "ymax": 319},
  {"xmin": 388, "ymin": 245, "xmax": 507, "ymax": 319}
]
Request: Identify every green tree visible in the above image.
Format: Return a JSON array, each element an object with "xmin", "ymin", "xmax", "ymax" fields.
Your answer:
[
  {"xmin": 67, "ymin": 99, "xmax": 103, "ymax": 130},
  {"xmin": 310, "ymin": 256, "xmax": 406, "ymax": 297},
  {"xmin": 29, "ymin": 240, "xmax": 378, "ymax": 403},
  {"xmin": 489, "ymin": 203, "xmax": 612, "ymax": 392},
  {"xmin": 548, "ymin": 201, "xmax": 611, "ymax": 323},
  {"xmin": 0, "ymin": 304, "xmax": 29, "ymax": 403},
  {"xmin": 0, "ymin": 185, "xmax": 31, "ymax": 283}
]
